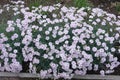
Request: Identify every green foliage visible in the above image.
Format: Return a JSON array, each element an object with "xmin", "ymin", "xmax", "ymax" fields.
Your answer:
[
  {"xmin": 28, "ymin": 0, "xmax": 92, "ymax": 9},
  {"xmin": 74, "ymin": 0, "xmax": 91, "ymax": 8},
  {"xmin": 115, "ymin": 2, "xmax": 120, "ymax": 13},
  {"xmin": 28, "ymin": 0, "xmax": 62, "ymax": 8},
  {"xmin": 29, "ymin": 0, "xmax": 42, "ymax": 9}
]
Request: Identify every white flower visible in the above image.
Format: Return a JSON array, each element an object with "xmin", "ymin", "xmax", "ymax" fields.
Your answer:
[
  {"xmin": 11, "ymin": 33, "xmax": 18, "ymax": 40},
  {"xmin": 108, "ymin": 54, "xmax": 114, "ymax": 62},
  {"xmin": 91, "ymin": 34, "xmax": 95, "ymax": 38},
  {"xmin": 71, "ymin": 61, "xmax": 77, "ymax": 69},
  {"xmin": 14, "ymin": 42, "xmax": 20, "ymax": 46},
  {"xmin": 6, "ymin": 6, "xmax": 10, "ymax": 11},
  {"xmin": 97, "ymin": 12, "xmax": 102, "ymax": 17},
  {"xmin": 42, "ymin": 6, "xmax": 49, "ymax": 12},
  {"xmin": 102, "ymin": 42, "xmax": 106, "ymax": 47},
  {"xmin": 50, "ymin": 62, "xmax": 57, "ymax": 69},
  {"xmin": 89, "ymin": 39, "xmax": 94, "ymax": 43},
  {"xmin": 9, "ymin": 54, "xmax": 16, "ymax": 58},
  {"xmin": 45, "ymin": 31, "xmax": 50, "ymax": 35},
  {"xmin": 10, "ymin": 61, "xmax": 22, "ymax": 72},
  {"xmin": 6, "ymin": 27, "xmax": 15, "ymax": 32},
  {"xmin": 47, "ymin": 68, "xmax": 52, "ymax": 73},
  {"xmin": 77, "ymin": 59, "xmax": 85, "ymax": 69},
  {"xmin": 101, "ymin": 21, "xmax": 106, "ymax": 25},
  {"xmin": 118, "ymin": 49, "xmax": 120, "ymax": 53},
  {"xmin": 97, "ymin": 42, "xmax": 101, "ymax": 46},
  {"xmin": 106, "ymin": 17, "xmax": 111, "ymax": 21},
  {"xmin": 27, "ymin": 53, "xmax": 33, "ymax": 61},
  {"xmin": 115, "ymin": 33, "xmax": 119, "ymax": 39},
  {"xmin": 52, "ymin": 13, "xmax": 57, "ymax": 18},
  {"xmin": 43, "ymin": 54, "xmax": 48, "ymax": 59},
  {"xmin": 43, "ymin": 15, "xmax": 47, "ymax": 19},
  {"xmin": 49, "ymin": 56, "xmax": 54, "ymax": 60},
  {"xmin": 4, "ymin": 65, "xmax": 11, "ymax": 72},
  {"xmin": 59, "ymin": 72, "xmax": 73, "ymax": 79},
  {"xmin": 61, "ymin": 6, "xmax": 68, "ymax": 13},
  {"xmin": 106, "ymin": 64, "xmax": 110, "ymax": 68},
  {"xmin": 20, "ymin": 8, "xmax": 26, "ymax": 13},
  {"xmin": 48, "ymin": 6, "xmax": 55, "ymax": 12},
  {"xmin": 61, "ymin": 62, "xmax": 70, "ymax": 70},
  {"xmin": 7, "ymin": 47, "xmax": 12, "ymax": 52},
  {"xmin": 99, "ymin": 48, "xmax": 104, "ymax": 53},
  {"xmin": 64, "ymin": 29, "xmax": 69, "ymax": 34},
  {"xmin": 40, "ymin": 70, "xmax": 48, "ymax": 78},
  {"xmin": 39, "ymin": 27, "xmax": 43, "ymax": 31},
  {"xmin": 29, "ymin": 63, "xmax": 33, "ymax": 70},
  {"xmin": 0, "ymin": 9, "xmax": 3, "ymax": 14},
  {"xmin": 101, "ymin": 57, "xmax": 106, "ymax": 63},
  {"xmin": 48, "ymin": 27, "xmax": 52, "ymax": 31},
  {"xmin": 13, "ymin": 7, "xmax": 18, "ymax": 11},
  {"xmin": 92, "ymin": 21, "xmax": 97, "ymax": 25},
  {"xmin": 67, "ymin": 56, "xmax": 73, "ymax": 62},
  {"xmin": 0, "ymin": 66, "xmax": 4, "ymax": 71},
  {"xmin": 55, "ymin": 40, "xmax": 59, "ymax": 45},
  {"xmin": 113, "ymin": 57, "xmax": 118, "ymax": 62},
  {"xmin": 94, "ymin": 64, "xmax": 98, "ymax": 71},
  {"xmin": 12, "ymin": 58, "xmax": 17, "ymax": 63},
  {"xmin": 96, "ymin": 18, "xmax": 101, "ymax": 23},
  {"xmin": 111, "ymin": 47, "xmax": 116, "ymax": 52},
  {"xmin": 89, "ymin": 15, "xmax": 93, "ymax": 18},
  {"xmin": 100, "ymin": 70, "xmax": 105, "ymax": 76},
  {"xmin": 99, "ymin": 35, "xmax": 103, "ymax": 39},
  {"xmin": 21, "ymin": 31, "xmax": 25, "ymax": 36},
  {"xmin": 13, "ymin": 49, "xmax": 18, "ymax": 53},
  {"xmin": 109, "ymin": 22, "xmax": 113, "ymax": 26},
  {"xmin": 84, "ymin": 46, "xmax": 90, "ymax": 51},
  {"xmin": 105, "ymin": 46, "xmax": 108, "ymax": 50},
  {"xmin": 33, "ymin": 58, "xmax": 40, "ymax": 64},
  {"xmin": 45, "ymin": 36, "xmax": 50, "ymax": 40},
  {"xmin": 88, "ymin": 64, "xmax": 92, "ymax": 70},
  {"xmin": 92, "ymin": 47, "xmax": 97, "ymax": 52}
]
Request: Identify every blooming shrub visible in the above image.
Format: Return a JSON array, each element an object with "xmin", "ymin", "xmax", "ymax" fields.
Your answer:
[{"xmin": 0, "ymin": 0, "xmax": 120, "ymax": 79}]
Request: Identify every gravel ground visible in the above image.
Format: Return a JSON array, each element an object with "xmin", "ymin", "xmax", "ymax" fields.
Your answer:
[{"xmin": 0, "ymin": 77, "xmax": 38, "ymax": 80}]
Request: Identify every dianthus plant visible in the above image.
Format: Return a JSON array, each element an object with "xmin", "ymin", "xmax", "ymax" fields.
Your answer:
[{"xmin": 0, "ymin": 0, "xmax": 120, "ymax": 79}]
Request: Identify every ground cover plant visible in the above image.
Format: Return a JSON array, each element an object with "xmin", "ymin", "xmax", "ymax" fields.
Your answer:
[{"xmin": 0, "ymin": 0, "xmax": 120, "ymax": 79}]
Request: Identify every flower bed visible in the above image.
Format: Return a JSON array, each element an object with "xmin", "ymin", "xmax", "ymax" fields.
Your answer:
[{"xmin": 0, "ymin": 0, "xmax": 120, "ymax": 79}]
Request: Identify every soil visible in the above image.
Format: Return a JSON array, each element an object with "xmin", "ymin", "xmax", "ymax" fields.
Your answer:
[{"xmin": 89, "ymin": 0, "xmax": 120, "ymax": 15}]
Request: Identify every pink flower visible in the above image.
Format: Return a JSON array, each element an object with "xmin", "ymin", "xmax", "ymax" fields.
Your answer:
[
  {"xmin": 100, "ymin": 70, "xmax": 105, "ymax": 76},
  {"xmin": 33, "ymin": 58, "xmax": 40, "ymax": 64}
]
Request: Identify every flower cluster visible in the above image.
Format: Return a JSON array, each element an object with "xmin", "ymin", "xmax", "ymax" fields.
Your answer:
[{"xmin": 0, "ymin": 0, "xmax": 120, "ymax": 79}]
